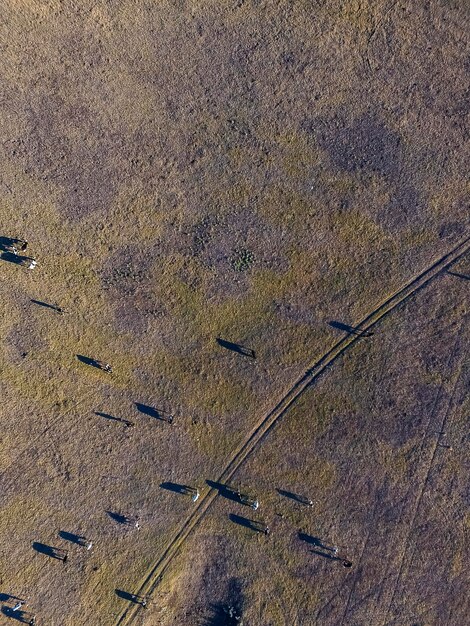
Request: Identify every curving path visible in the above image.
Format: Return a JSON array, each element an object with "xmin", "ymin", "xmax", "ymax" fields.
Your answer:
[{"xmin": 115, "ymin": 235, "xmax": 470, "ymax": 626}]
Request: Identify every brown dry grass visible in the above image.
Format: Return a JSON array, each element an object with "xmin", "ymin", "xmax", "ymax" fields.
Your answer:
[{"xmin": 0, "ymin": 0, "xmax": 468, "ymax": 624}]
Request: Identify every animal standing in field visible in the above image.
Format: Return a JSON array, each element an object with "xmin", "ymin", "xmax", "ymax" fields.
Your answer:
[
  {"xmin": 237, "ymin": 490, "xmax": 259, "ymax": 510},
  {"xmin": 77, "ymin": 355, "xmax": 113, "ymax": 372},
  {"xmin": 217, "ymin": 338, "xmax": 256, "ymax": 359},
  {"xmin": 31, "ymin": 299, "xmax": 64, "ymax": 313},
  {"xmin": 131, "ymin": 594, "xmax": 147, "ymax": 608},
  {"xmin": 0, "ymin": 237, "xmax": 28, "ymax": 255},
  {"xmin": 78, "ymin": 536, "xmax": 93, "ymax": 549}
]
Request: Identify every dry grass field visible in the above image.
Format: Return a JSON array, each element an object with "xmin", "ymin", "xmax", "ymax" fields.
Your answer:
[
  {"xmin": 152, "ymin": 266, "xmax": 469, "ymax": 626},
  {"xmin": 0, "ymin": 1, "xmax": 468, "ymax": 625}
]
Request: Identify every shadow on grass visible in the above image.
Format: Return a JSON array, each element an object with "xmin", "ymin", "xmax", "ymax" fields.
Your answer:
[
  {"xmin": 206, "ymin": 480, "xmax": 240, "ymax": 503},
  {"xmin": 32, "ymin": 542, "xmax": 65, "ymax": 561},
  {"xmin": 447, "ymin": 270, "xmax": 470, "ymax": 280},
  {"xmin": 30, "ymin": 299, "xmax": 62, "ymax": 312},
  {"xmin": 0, "ymin": 594, "xmax": 23, "ymax": 603},
  {"xmin": 311, "ymin": 549, "xmax": 339, "ymax": 560},
  {"xmin": 311, "ymin": 549, "xmax": 352, "ymax": 567},
  {"xmin": 300, "ymin": 533, "xmax": 353, "ymax": 567},
  {"xmin": 160, "ymin": 481, "xmax": 194, "ymax": 495},
  {"xmin": 106, "ymin": 511, "xmax": 129, "ymax": 525},
  {"xmin": 115, "ymin": 590, "xmax": 142, "ymax": 604},
  {"xmin": 58, "ymin": 531, "xmax": 85, "ymax": 546},
  {"xmin": 135, "ymin": 403, "xmax": 169, "ymax": 421},
  {"xmin": 76, "ymin": 355, "xmax": 105, "ymax": 370},
  {"xmin": 216, "ymin": 338, "xmax": 256, "ymax": 359},
  {"xmin": 95, "ymin": 412, "xmax": 133, "ymax": 427},
  {"xmin": 203, "ymin": 603, "xmax": 243, "ymax": 626},
  {"xmin": 1, "ymin": 607, "xmax": 33, "ymax": 623},
  {"xmin": 0, "ymin": 236, "xmax": 20, "ymax": 252},
  {"xmin": 229, "ymin": 514, "xmax": 266, "ymax": 533},
  {"xmin": 0, "ymin": 252, "xmax": 34, "ymax": 267},
  {"xmin": 328, "ymin": 321, "xmax": 374, "ymax": 337},
  {"xmin": 203, "ymin": 577, "xmax": 244, "ymax": 626},
  {"xmin": 298, "ymin": 532, "xmax": 324, "ymax": 547},
  {"xmin": 299, "ymin": 532, "xmax": 352, "ymax": 565},
  {"xmin": 277, "ymin": 488, "xmax": 312, "ymax": 506}
]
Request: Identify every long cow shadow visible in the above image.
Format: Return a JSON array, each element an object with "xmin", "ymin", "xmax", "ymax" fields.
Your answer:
[
  {"xmin": 447, "ymin": 270, "xmax": 470, "ymax": 280},
  {"xmin": 311, "ymin": 549, "xmax": 352, "ymax": 567},
  {"xmin": 31, "ymin": 299, "xmax": 62, "ymax": 312},
  {"xmin": 96, "ymin": 411, "xmax": 121, "ymax": 423},
  {"xmin": 1, "ymin": 607, "xmax": 32, "ymax": 623},
  {"xmin": 135, "ymin": 403, "xmax": 170, "ymax": 421},
  {"xmin": 58, "ymin": 531, "xmax": 84, "ymax": 545},
  {"xmin": 277, "ymin": 488, "xmax": 312, "ymax": 505},
  {"xmin": 115, "ymin": 589, "xmax": 142, "ymax": 604},
  {"xmin": 329, "ymin": 320, "xmax": 374, "ymax": 337},
  {"xmin": 298, "ymin": 531, "xmax": 325, "ymax": 547},
  {"xmin": 76, "ymin": 355, "xmax": 105, "ymax": 370},
  {"xmin": 299, "ymin": 533, "xmax": 352, "ymax": 567},
  {"xmin": 0, "ymin": 236, "xmax": 26, "ymax": 251},
  {"xmin": 206, "ymin": 480, "xmax": 240, "ymax": 503},
  {"xmin": 31, "ymin": 542, "xmax": 62, "ymax": 560},
  {"xmin": 216, "ymin": 338, "xmax": 256, "ymax": 359},
  {"xmin": 229, "ymin": 513, "xmax": 265, "ymax": 533},
  {"xmin": 311, "ymin": 549, "xmax": 339, "ymax": 560},
  {"xmin": 298, "ymin": 532, "xmax": 341, "ymax": 558},
  {"xmin": 95, "ymin": 412, "xmax": 133, "ymax": 427},
  {"xmin": 160, "ymin": 481, "xmax": 194, "ymax": 495},
  {"xmin": 0, "ymin": 593, "xmax": 23, "ymax": 603},
  {"xmin": 0, "ymin": 236, "xmax": 18, "ymax": 251},
  {"xmin": 106, "ymin": 511, "xmax": 129, "ymax": 525},
  {"xmin": 298, "ymin": 531, "xmax": 332, "ymax": 551},
  {"xmin": 0, "ymin": 252, "xmax": 33, "ymax": 267}
]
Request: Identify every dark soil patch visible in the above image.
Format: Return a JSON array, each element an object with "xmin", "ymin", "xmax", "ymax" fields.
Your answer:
[{"xmin": 317, "ymin": 113, "xmax": 402, "ymax": 179}]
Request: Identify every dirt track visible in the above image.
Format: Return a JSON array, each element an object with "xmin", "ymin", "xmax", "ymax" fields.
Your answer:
[
  {"xmin": 116, "ymin": 236, "xmax": 470, "ymax": 626},
  {"xmin": 2, "ymin": 2, "xmax": 469, "ymax": 623}
]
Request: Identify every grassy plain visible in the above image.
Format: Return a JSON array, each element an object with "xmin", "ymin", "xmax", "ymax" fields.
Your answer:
[
  {"xmin": 0, "ymin": 1, "xmax": 468, "ymax": 625},
  {"xmin": 150, "ymin": 268, "xmax": 468, "ymax": 626}
]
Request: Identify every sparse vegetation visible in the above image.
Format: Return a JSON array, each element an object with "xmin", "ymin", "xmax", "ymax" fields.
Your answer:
[{"xmin": 230, "ymin": 248, "xmax": 256, "ymax": 272}]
